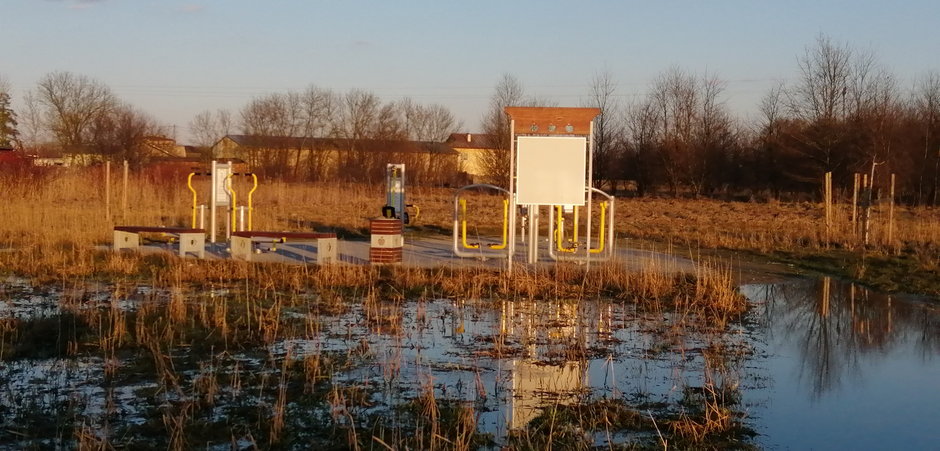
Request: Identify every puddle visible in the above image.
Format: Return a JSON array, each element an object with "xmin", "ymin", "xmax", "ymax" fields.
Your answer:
[{"xmin": 0, "ymin": 275, "xmax": 937, "ymax": 448}]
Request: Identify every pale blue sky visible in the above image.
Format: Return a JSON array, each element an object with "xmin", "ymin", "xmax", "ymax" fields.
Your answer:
[{"xmin": 3, "ymin": 0, "xmax": 939, "ymax": 143}]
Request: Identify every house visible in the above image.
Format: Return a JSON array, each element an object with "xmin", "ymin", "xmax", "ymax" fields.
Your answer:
[
  {"xmin": 212, "ymin": 135, "xmax": 460, "ymax": 185},
  {"xmin": 445, "ymin": 133, "xmax": 496, "ymax": 183},
  {"xmin": 141, "ymin": 136, "xmax": 188, "ymax": 158}
]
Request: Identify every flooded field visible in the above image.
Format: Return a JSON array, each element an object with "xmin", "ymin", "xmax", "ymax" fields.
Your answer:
[{"xmin": 0, "ymin": 272, "xmax": 937, "ymax": 449}]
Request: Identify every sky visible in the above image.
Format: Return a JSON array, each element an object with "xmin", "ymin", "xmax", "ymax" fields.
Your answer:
[{"xmin": 2, "ymin": 0, "xmax": 939, "ymax": 144}]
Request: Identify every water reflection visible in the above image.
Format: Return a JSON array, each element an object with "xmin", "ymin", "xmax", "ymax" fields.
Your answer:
[
  {"xmin": 2, "ymin": 274, "xmax": 937, "ymax": 449},
  {"xmin": 743, "ymin": 277, "xmax": 940, "ymax": 399},
  {"xmin": 741, "ymin": 277, "xmax": 940, "ymax": 449}
]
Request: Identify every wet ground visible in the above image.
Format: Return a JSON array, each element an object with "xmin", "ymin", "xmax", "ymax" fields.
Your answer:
[{"xmin": 1, "ymin": 266, "xmax": 937, "ymax": 448}]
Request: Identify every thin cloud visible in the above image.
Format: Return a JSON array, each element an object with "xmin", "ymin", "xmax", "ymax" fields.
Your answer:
[
  {"xmin": 43, "ymin": 0, "xmax": 107, "ymax": 10},
  {"xmin": 178, "ymin": 4, "xmax": 205, "ymax": 13}
]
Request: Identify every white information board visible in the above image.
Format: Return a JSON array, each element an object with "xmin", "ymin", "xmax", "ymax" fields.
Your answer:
[
  {"xmin": 215, "ymin": 163, "xmax": 231, "ymax": 206},
  {"xmin": 515, "ymin": 136, "xmax": 586, "ymax": 206}
]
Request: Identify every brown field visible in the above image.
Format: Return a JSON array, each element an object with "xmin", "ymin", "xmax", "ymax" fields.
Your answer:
[{"xmin": 2, "ymin": 166, "xmax": 936, "ymax": 295}]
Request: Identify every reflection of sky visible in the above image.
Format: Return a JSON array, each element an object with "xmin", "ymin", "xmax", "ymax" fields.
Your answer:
[
  {"xmin": 740, "ymin": 280, "xmax": 940, "ymax": 449},
  {"xmin": 5, "ymin": 276, "xmax": 938, "ymax": 448}
]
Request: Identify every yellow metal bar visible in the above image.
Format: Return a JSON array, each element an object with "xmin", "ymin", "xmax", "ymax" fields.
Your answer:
[
  {"xmin": 573, "ymin": 206, "xmax": 579, "ymax": 244},
  {"xmin": 489, "ymin": 199, "xmax": 509, "ymax": 250},
  {"xmin": 460, "ymin": 198, "xmax": 479, "ymax": 249},
  {"xmin": 589, "ymin": 202, "xmax": 608, "ymax": 254},
  {"xmin": 226, "ymin": 174, "xmax": 236, "ymax": 232},
  {"xmin": 187, "ymin": 172, "xmax": 197, "ymax": 228},
  {"xmin": 555, "ymin": 206, "xmax": 576, "ymax": 253},
  {"xmin": 247, "ymin": 173, "xmax": 258, "ymax": 231}
]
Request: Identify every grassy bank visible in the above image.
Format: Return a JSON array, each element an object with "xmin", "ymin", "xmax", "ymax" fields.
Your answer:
[{"xmin": 1, "ymin": 166, "xmax": 936, "ymax": 297}]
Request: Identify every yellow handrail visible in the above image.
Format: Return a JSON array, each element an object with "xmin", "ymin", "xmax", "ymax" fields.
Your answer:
[
  {"xmin": 460, "ymin": 198, "xmax": 479, "ymax": 249},
  {"xmin": 555, "ymin": 206, "xmax": 576, "ymax": 253},
  {"xmin": 187, "ymin": 172, "xmax": 198, "ymax": 228},
  {"xmin": 589, "ymin": 202, "xmax": 608, "ymax": 254},
  {"xmin": 488, "ymin": 199, "xmax": 509, "ymax": 250},
  {"xmin": 247, "ymin": 173, "xmax": 258, "ymax": 231},
  {"xmin": 226, "ymin": 174, "xmax": 236, "ymax": 232}
]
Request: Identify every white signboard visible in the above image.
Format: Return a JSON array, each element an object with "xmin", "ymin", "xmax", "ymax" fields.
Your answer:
[
  {"xmin": 515, "ymin": 136, "xmax": 586, "ymax": 206},
  {"xmin": 215, "ymin": 163, "xmax": 231, "ymax": 206}
]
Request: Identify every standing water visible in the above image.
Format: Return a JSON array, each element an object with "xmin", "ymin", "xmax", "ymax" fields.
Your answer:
[{"xmin": 0, "ymin": 274, "xmax": 937, "ymax": 448}]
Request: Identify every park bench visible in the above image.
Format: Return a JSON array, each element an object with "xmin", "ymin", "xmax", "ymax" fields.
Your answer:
[
  {"xmin": 230, "ymin": 231, "xmax": 337, "ymax": 264},
  {"xmin": 113, "ymin": 226, "xmax": 206, "ymax": 258}
]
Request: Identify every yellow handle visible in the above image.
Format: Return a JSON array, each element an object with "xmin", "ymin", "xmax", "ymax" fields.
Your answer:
[
  {"xmin": 555, "ymin": 206, "xmax": 576, "ymax": 253},
  {"xmin": 460, "ymin": 198, "xmax": 479, "ymax": 249},
  {"xmin": 488, "ymin": 199, "xmax": 509, "ymax": 250},
  {"xmin": 187, "ymin": 172, "xmax": 197, "ymax": 228},
  {"xmin": 247, "ymin": 173, "xmax": 258, "ymax": 231},
  {"xmin": 589, "ymin": 202, "xmax": 608, "ymax": 254}
]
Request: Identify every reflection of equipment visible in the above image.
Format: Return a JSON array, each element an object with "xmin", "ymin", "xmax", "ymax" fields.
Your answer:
[
  {"xmin": 383, "ymin": 164, "xmax": 419, "ymax": 224},
  {"xmin": 187, "ymin": 160, "xmax": 258, "ymax": 243}
]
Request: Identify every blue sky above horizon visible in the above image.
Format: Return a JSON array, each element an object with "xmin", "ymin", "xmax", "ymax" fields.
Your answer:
[{"xmin": 2, "ymin": 0, "xmax": 939, "ymax": 143}]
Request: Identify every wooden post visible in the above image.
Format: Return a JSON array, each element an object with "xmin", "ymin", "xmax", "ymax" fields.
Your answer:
[
  {"xmin": 852, "ymin": 173, "xmax": 859, "ymax": 235},
  {"xmin": 824, "ymin": 172, "xmax": 832, "ymax": 244},
  {"xmin": 888, "ymin": 173, "xmax": 896, "ymax": 246},
  {"xmin": 862, "ymin": 174, "xmax": 870, "ymax": 246},
  {"xmin": 105, "ymin": 161, "xmax": 111, "ymax": 221},
  {"xmin": 122, "ymin": 160, "xmax": 129, "ymax": 219}
]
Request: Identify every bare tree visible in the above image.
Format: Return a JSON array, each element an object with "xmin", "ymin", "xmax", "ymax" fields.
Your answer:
[
  {"xmin": 34, "ymin": 71, "xmax": 116, "ymax": 154},
  {"xmin": 189, "ymin": 109, "xmax": 232, "ymax": 151},
  {"xmin": 584, "ymin": 69, "xmax": 625, "ymax": 191},
  {"xmin": 480, "ymin": 73, "xmax": 526, "ymax": 186},
  {"xmin": 400, "ymin": 98, "xmax": 460, "ymax": 142},
  {"xmin": 88, "ymin": 103, "xmax": 159, "ymax": 166},
  {"xmin": 624, "ymin": 98, "xmax": 662, "ymax": 196},
  {"xmin": 912, "ymin": 71, "xmax": 940, "ymax": 204},
  {"xmin": 789, "ymin": 34, "xmax": 852, "ymax": 122},
  {"xmin": 239, "ymin": 92, "xmax": 306, "ymax": 176}
]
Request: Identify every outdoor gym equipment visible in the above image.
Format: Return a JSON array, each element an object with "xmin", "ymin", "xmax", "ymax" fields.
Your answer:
[
  {"xmin": 187, "ymin": 160, "xmax": 258, "ymax": 243},
  {"xmin": 383, "ymin": 164, "xmax": 419, "ymax": 224},
  {"xmin": 547, "ymin": 187, "xmax": 615, "ymax": 261},
  {"xmin": 452, "ymin": 184, "xmax": 511, "ymax": 259},
  {"xmin": 451, "ymin": 107, "xmax": 616, "ymax": 267}
]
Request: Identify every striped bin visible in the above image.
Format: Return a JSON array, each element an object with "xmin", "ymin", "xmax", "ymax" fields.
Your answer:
[{"xmin": 370, "ymin": 218, "xmax": 403, "ymax": 264}]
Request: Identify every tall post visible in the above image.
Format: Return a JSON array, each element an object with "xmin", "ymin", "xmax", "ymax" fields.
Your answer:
[
  {"xmin": 862, "ymin": 174, "xmax": 871, "ymax": 246},
  {"xmin": 210, "ymin": 160, "xmax": 218, "ymax": 243},
  {"xmin": 585, "ymin": 119, "xmax": 594, "ymax": 269},
  {"xmin": 888, "ymin": 173, "xmax": 896, "ymax": 246},
  {"xmin": 122, "ymin": 160, "xmax": 129, "ymax": 220},
  {"xmin": 852, "ymin": 173, "xmax": 859, "ymax": 235},
  {"xmin": 105, "ymin": 161, "xmax": 111, "ymax": 221},
  {"xmin": 824, "ymin": 172, "xmax": 832, "ymax": 244},
  {"xmin": 507, "ymin": 119, "xmax": 516, "ymax": 274}
]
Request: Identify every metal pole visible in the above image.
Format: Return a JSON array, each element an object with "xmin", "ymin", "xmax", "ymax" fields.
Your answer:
[
  {"xmin": 210, "ymin": 160, "xmax": 217, "ymax": 243},
  {"xmin": 122, "ymin": 160, "xmax": 128, "ymax": 220},
  {"xmin": 586, "ymin": 120, "xmax": 594, "ymax": 268},
  {"xmin": 508, "ymin": 119, "xmax": 516, "ymax": 274}
]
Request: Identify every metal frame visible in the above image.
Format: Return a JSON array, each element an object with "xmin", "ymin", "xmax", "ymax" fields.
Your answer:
[
  {"xmin": 452, "ymin": 184, "xmax": 512, "ymax": 259},
  {"xmin": 547, "ymin": 187, "xmax": 616, "ymax": 262}
]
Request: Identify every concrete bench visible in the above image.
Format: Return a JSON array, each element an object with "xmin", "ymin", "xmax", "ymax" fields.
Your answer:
[
  {"xmin": 230, "ymin": 231, "xmax": 337, "ymax": 264},
  {"xmin": 113, "ymin": 226, "xmax": 206, "ymax": 258}
]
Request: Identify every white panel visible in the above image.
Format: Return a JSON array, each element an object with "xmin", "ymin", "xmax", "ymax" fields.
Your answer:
[
  {"xmin": 516, "ymin": 136, "xmax": 586, "ymax": 206},
  {"xmin": 215, "ymin": 164, "xmax": 231, "ymax": 206}
]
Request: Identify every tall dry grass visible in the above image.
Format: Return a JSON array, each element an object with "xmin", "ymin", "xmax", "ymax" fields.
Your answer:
[{"xmin": 2, "ymin": 166, "xmax": 936, "ymax": 293}]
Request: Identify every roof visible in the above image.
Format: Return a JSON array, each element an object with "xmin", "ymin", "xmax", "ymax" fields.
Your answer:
[
  {"xmin": 221, "ymin": 135, "xmax": 458, "ymax": 155},
  {"xmin": 445, "ymin": 133, "xmax": 496, "ymax": 150},
  {"xmin": 504, "ymin": 107, "xmax": 600, "ymax": 136}
]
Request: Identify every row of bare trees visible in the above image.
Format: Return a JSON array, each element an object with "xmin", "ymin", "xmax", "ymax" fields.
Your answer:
[
  {"xmin": 567, "ymin": 35, "xmax": 940, "ymax": 204},
  {"xmin": 4, "ymin": 33, "xmax": 939, "ymax": 201},
  {"xmin": 195, "ymin": 86, "xmax": 461, "ymax": 181},
  {"xmin": 8, "ymin": 71, "xmax": 161, "ymax": 165}
]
